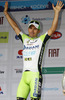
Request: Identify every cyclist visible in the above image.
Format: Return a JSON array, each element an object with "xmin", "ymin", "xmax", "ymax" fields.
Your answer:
[{"xmin": 4, "ymin": 1, "xmax": 64, "ymax": 100}]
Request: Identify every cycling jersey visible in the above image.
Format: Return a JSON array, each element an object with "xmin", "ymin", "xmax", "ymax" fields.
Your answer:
[
  {"xmin": 18, "ymin": 31, "xmax": 50, "ymax": 74},
  {"xmin": 17, "ymin": 32, "xmax": 50, "ymax": 99}
]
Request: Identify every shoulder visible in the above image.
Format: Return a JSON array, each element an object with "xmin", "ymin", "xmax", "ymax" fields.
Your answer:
[{"xmin": 39, "ymin": 32, "xmax": 51, "ymax": 42}]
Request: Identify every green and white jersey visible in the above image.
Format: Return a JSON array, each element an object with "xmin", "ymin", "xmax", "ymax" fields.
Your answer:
[{"xmin": 18, "ymin": 32, "xmax": 50, "ymax": 73}]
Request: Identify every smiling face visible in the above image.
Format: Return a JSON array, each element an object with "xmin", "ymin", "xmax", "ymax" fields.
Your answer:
[{"xmin": 28, "ymin": 25, "xmax": 40, "ymax": 38}]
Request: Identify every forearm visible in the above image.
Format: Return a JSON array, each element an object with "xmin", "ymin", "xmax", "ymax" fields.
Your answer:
[
  {"xmin": 4, "ymin": 11, "xmax": 21, "ymax": 35},
  {"xmin": 48, "ymin": 11, "xmax": 59, "ymax": 36},
  {"xmin": 4, "ymin": 11, "xmax": 18, "ymax": 30},
  {"xmin": 51, "ymin": 11, "xmax": 59, "ymax": 31},
  {"xmin": 48, "ymin": 1, "xmax": 64, "ymax": 36}
]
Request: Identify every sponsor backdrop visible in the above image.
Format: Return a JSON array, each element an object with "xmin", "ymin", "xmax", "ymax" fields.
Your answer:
[
  {"xmin": 0, "ymin": 0, "xmax": 65, "ymax": 100},
  {"xmin": 0, "ymin": 0, "xmax": 65, "ymax": 12}
]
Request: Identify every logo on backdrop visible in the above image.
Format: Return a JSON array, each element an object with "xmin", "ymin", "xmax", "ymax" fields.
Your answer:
[
  {"xmin": 0, "ymin": 0, "xmax": 65, "ymax": 12},
  {"xmin": 32, "ymin": 17, "xmax": 61, "ymax": 21},
  {"xmin": 21, "ymin": 15, "xmax": 30, "ymax": 24},
  {"xmin": 17, "ymin": 50, "xmax": 23, "ymax": 59},
  {"xmin": 42, "ymin": 87, "xmax": 59, "ymax": 91},
  {"xmin": 0, "ymin": 54, "xmax": 3, "ymax": 57},
  {"xmin": 0, "ymin": 16, "xmax": 4, "ymax": 25},
  {"xmin": 48, "ymin": 48, "xmax": 60, "ymax": 57},
  {"xmin": 0, "ymin": 32, "xmax": 9, "ymax": 43},
  {"xmin": 0, "ymin": 87, "xmax": 3, "ymax": 94},
  {"xmin": 51, "ymin": 31, "xmax": 62, "ymax": 39},
  {"xmin": 0, "ymin": 70, "xmax": 4, "ymax": 74},
  {"xmin": 15, "ymin": 69, "xmax": 22, "ymax": 73}
]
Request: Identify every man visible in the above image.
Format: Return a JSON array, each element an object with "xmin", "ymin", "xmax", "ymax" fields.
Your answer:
[{"xmin": 4, "ymin": 1, "xmax": 64, "ymax": 100}]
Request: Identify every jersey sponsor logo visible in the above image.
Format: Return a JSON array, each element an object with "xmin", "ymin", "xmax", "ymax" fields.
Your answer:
[
  {"xmin": 38, "ymin": 46, "xmax": 45, "ymax": 66},
  {"xmin": 33, "ymin": 78, "xmax": 38, "ymax": 97},
  {"xmin": 38, "ymin": 81, "xmax": 42, "ymax": 95},
  {"xmin": 23, "ymin": 45, "xmax": 39, "ymax": 50},
  {"xmin": 51, "ymin": 31, "xmax": 62, "ymax": 39},
  {"xmin": 23, "ymin": 51, "xmax": 36, "ymax": 56},
  {"xmin": 27, "ymin": 39, "xmax": 38, "ymax": 44},
  {"xmin": 24, "ymin": 57, "xmax": 32, "ymax": 61}
]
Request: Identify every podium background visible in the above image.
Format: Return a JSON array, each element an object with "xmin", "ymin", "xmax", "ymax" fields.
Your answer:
[{"xmin": 0, "ymin": 0, "xmax": 65, "ymax": 100}]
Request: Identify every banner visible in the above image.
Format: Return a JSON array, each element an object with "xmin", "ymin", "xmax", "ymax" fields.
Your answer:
[{"xmin": 0, "ymin": 0, "xmax": 65, "ymax": 12}]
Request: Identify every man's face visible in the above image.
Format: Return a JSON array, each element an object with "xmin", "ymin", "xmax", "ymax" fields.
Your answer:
[{"xmin": 28, "ymin": 25, "xmax": 40, "ymax": 38}]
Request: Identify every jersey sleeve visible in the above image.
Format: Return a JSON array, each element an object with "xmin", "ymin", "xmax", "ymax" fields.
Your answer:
[
  {"xmin": 18, "ymin": 31, "xmax": 29, "ymax": 43},
  {"xmin": 40, "ymin": 32, "xmax": 51, "ymax": 44}
]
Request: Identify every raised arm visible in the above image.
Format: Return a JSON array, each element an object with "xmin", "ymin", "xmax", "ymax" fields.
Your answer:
[
  {"xmin": 4, "ymin": 1, "xmax": 21, "ymax": 35},
  {"xmin": 48, "ymin": 1, "xmax": 64, "ymax": 36}
]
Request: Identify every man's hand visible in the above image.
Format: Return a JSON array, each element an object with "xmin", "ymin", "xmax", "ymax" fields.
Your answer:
[
  {"xmin": 52, "ymin": 1, "xmax": 64, "ymax": 13},
  {"xmin": 4, "ymin": 1, "xmax": 8, "ymax": 13}
]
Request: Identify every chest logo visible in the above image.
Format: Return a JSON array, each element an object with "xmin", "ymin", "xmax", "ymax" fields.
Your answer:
[{"xmin": 27, "ymin": 39, "xmax": 38, "ymax": 44}]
